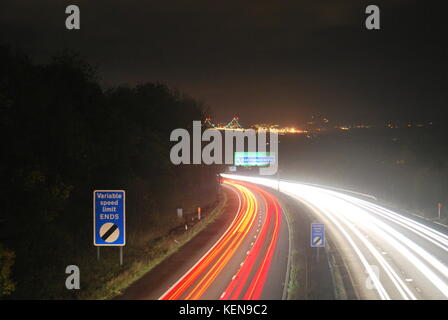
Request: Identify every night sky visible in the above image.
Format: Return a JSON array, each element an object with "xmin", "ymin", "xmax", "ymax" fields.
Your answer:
[{"xmin": 1, "ymin": 0, "xmax": 446, "ymax": 125}]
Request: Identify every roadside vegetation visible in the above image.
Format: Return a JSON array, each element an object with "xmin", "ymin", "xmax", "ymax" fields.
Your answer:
[
  {"xmin": 278, "ymin": 193, "xmax": 344, "ymax": 300},
  {"xmin": 80, "ymin": 192, "xmax": 227, "ymax": 300},
  {"xmin": 276, "ymin": 195, "xmax": 308, "ymax": 300},
  {"xmin": 0, "ymin": 45, "xmax": 221, "ymax": 299}
]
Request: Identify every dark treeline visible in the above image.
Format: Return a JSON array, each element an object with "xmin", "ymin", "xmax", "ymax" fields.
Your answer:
[
  {"xmin": 0, "ymin": 46, "xmax": 219, "ymax": 298},
  {"xmin": 280, "ymin": 126, "xmax": 448, "ymax": 220}
]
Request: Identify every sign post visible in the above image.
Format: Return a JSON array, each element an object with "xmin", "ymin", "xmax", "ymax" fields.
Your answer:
[
  {"xmin": 94, "ymin": 190, "xmax": 126, "ymax": 265},
  {"xmin": 438, "ymin": 203, "xmax": 442, "ymax": 220},
  {"xmin": 311, "ymin": 223, "xmax": 325, "ymax": 262},
  {"xmin": 311, "ymin": 223, "xmax": 325, "ymax": 248}
]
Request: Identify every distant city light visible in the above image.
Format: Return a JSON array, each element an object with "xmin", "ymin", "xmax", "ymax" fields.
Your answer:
[{"xmin": 203, "ymin": 117, "xmax": 434, "ymax": 134}]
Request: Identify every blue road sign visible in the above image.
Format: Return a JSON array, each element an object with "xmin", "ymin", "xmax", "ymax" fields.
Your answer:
[
  {"xmin": 94, "ymin": 190, "xmax": 125, "ymax": 246},
  {"xmin": 311, "ymin": 223, "xmax": 325, "ymax": 247}
]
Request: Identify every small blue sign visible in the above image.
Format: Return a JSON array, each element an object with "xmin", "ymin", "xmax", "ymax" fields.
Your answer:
[
  {"xmin": 311, "ymin": 223, "xmax": 325, "ymax": 247},
  {"xmin": 94, "ymin": 190, "xmax": 125, "ymax": 246}
]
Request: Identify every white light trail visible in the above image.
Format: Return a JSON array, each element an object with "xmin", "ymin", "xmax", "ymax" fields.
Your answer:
[{"xmin": 221, "ymin": 174, "xmax": 448, "ymax": 300}]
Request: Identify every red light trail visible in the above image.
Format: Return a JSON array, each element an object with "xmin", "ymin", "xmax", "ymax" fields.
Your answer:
[{"xmin": 159, "ymin": 179, "xmax": 282, "ymax": 300}]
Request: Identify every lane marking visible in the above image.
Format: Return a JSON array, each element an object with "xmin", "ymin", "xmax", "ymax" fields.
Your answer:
[{"xmin": 158, "ymin": 182, "xmax": 242, "ymax": 300}]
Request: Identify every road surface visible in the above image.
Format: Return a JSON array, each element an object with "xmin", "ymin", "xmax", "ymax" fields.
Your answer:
[
  {"xmin": 222, "ymin": 174, "xmax": 448, "ymax": 300},
  {"xmin": 117, "ymin": 179, "xmax": 289, "ymax": 300}
]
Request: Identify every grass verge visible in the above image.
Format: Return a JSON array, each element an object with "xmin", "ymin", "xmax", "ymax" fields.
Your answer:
[{"xmin": 79, "ymin": 192, "xmax": 228, "ymax": 300}]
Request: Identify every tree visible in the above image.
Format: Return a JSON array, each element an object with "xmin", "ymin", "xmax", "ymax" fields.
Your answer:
[{"xmin": 0, "ymin": 243, "xmax": 15, "ymax": 297}]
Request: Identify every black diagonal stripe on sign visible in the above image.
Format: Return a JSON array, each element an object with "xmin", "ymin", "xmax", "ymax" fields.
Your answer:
[
  {"xmin": 313, "ymin": 236, "xmax": 321, "ymax": 244},
  {"xmin": 101, "ymin": 224, "xmax": 118, "ymax": 241}
]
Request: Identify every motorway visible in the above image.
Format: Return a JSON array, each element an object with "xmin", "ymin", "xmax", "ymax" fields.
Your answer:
[
  {"xmin": 222, "ymin": 174, "xmax": 448, "ymax": 300},
  {"xmin": 117, "ymin": 179, "xmax": 289, "ymax": 300}
]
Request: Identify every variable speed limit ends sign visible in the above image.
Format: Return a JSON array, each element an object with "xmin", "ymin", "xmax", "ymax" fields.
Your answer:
[
  {"xmin": 94, "ymin": 190, "xmax": 125, "ymax": 246},
  {"xmin": 311, "ymin": 223, "xmax": 325, "ymax": 248}
]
